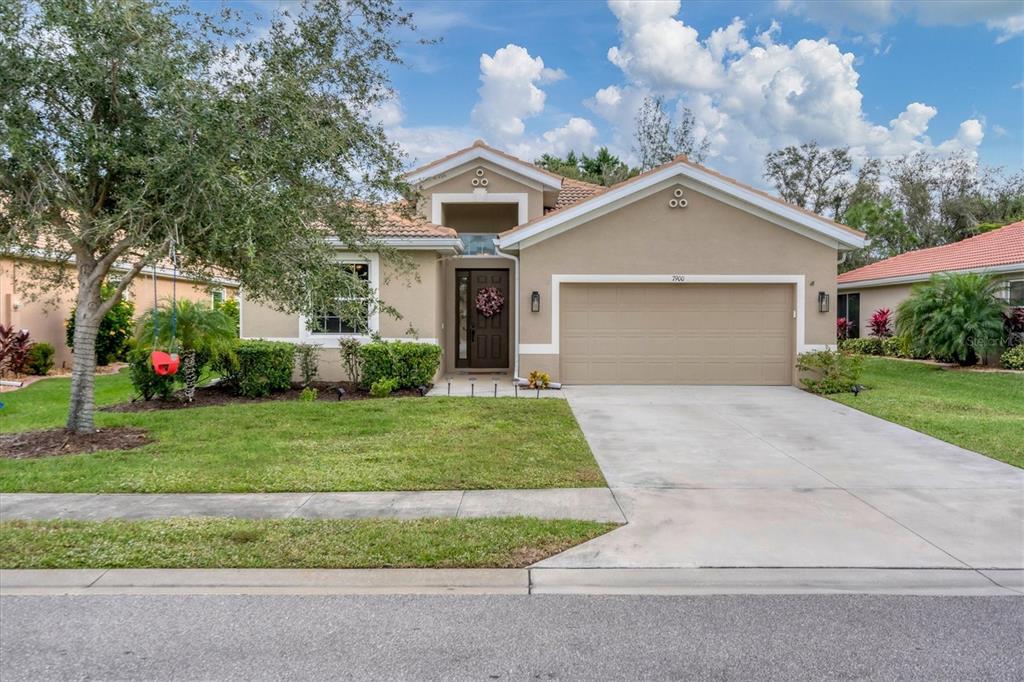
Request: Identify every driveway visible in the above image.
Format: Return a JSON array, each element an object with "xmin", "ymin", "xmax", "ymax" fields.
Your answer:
[{"xmin": 535, "ymin": 386, "xmax": 1024, "ymax": 573}]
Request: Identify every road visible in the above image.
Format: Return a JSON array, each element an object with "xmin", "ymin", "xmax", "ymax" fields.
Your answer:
[{"xmin": 2, "ymin": 594, "xmax": 1022, "ymax": 680}]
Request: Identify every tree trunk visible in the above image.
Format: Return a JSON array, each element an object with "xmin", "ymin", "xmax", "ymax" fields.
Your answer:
[{"xmin": 66, "ymin": 284, "xmax": 103, "ymax": 433}]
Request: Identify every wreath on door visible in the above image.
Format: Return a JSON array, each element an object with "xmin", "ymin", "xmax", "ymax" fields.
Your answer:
[{"xmin": 475, "ymin": 287, "xmax": 504, "ymax": 318}]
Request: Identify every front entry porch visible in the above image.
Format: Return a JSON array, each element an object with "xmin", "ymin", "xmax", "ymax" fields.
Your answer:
[{"xmin": 442, "ymin": 256, "xmax": 516, "ymax": 374}]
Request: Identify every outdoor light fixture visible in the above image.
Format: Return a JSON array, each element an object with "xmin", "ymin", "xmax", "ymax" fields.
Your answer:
[
  {"xmin": 531, "ymin": 291, "xmax": 541, "ymax": 313},
  {"xmin": 818, "ymin": 291, "xmax": 830, "ymax": 313}
]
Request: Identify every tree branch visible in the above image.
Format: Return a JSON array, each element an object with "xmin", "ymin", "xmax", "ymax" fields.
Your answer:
[{"xmin": 95, "ymin": 258, "xmax": 147, "ymax": 318}]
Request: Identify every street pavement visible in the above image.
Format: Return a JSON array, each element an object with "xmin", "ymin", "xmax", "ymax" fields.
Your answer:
[{"xmin": 1, "ymin": 593, "xmax": 1021, "ymax": 680}]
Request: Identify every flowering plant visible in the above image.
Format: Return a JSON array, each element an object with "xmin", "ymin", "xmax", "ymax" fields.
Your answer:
[{"xmin": 475, "ymin": 287, "xmax": 504, "ymax": 318}]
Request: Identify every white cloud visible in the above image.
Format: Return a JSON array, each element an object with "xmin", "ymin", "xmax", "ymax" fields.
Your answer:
[
  {"xmin": 778, "ymin": 0, "xmax": 1023, "ymax": 44},
  {"xmin": 593, "ymin": 3, "xmax": 986, "ymax": 183},
  {"xmin": 606, "ymin": 0, "xmax": 724, "ymax": 91},
  {"xmin": 510, "ymin": 117, "xmax": 599, "ymax": 160},
  {"xmin": 470, "ymin": 44, "xmax": 558, "ymax": 142}
]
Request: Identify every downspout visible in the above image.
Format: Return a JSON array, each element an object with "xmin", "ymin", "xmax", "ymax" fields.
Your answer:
[{"xmin": 493, "ymin": 240, "xmax": 521, "ymax": 380}]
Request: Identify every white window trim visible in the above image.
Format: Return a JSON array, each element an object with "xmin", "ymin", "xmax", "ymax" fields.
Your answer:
[
  {"xmin": 431, "ymin": 192, "xmax": 529, "ymax": 227},
  {"xmin": 1001, "ymin": 278, "xmax": 1024, "ymax": 306},
  {"xmin": 518, "ymin": 274, "xmax": 816, "ymax": 356},
  {"xmin": 298, "ymin": 253, "xmax": 380, "ymax": 345}
]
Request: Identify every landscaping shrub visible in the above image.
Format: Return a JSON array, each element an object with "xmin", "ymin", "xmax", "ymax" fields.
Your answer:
[
  {"xmin": 868, "ymin": 308, "xmax": 893, "ymax": 338},
  {"xmin": 527, "ymin": 370, "xmax": 551, "ymax": 389},
  {"xmin": 128, "ymin": 346, "xmax": 175, "ymax": 401},
  {"xmin": 838, "ymin": 337, "xmax": 883, "ymax": 355},
  {"xmin": 1001, "ymin": 345, "xmax": 1024, "ymax": 370},
  {"xmin": 300, "ymin": 386, "xmax": 318, "ymax": 402},
  {"xmin": 836, "ymin": 317, "xmax": 853, "ymax": 341},
  {"xmin": 339, "ymin": 338, "xmax": 363, "ymax": 383},
  {"xmin": 359, "ymin": 341, "xmax": 441, "ymax": 390},
  {"xmin": 0, "ymin": 325, "xmax": 32, "ymax": 376},
  {"xmin": 293, "ymin": 343, "xmax": 320, "ymax": 388},
  {"xmin": 136, "ymin": 300, "xmax": 236, "ymax": 402},
  {"xmin": 795, "ymin": 350, "xmax": 863, "ymax": 394},
  {"xmin": 882, "ymin": 335, "xmax": 913, "ymax": 358},
  {"xmin": 1005, "ymin": 309, "xmax": 1024, "ymax": 348},
  {"xmin": 216, "ymin": 297, "xmax": 240, "ymax": 337},
  {"xmin": 66, "ymin": 283, "xmax": 134, "ymax": 365},
  {"xmin": 24, "ymin": 342, "xmax": 56, "ymax": 376},
  {"xmin": 370, "ymin": 377, "xmax": 399, "ymax": 398},
  {"xmin": 217, "ymin": 340, "xmax": 295, "ymax": 397},
  {"xmin": 896, "ymin": 273, "xmax": 1006, "ymax": 366}
]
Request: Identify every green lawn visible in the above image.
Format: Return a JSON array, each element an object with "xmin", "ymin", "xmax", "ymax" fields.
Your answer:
[
  {"xmin": 830, "ymin": 357, "xmax": 1024, "ymax": 468},
  {"xmin": 0, "ymin": 372, "xmax": 605, "ymax": 492},
  {"xmin": 0, "ymin": 517, "xmax": 618, "ymax": 569}
]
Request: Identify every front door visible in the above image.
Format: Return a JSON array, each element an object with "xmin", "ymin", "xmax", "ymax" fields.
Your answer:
[{"xmin": 455, "ymin": 269, "xmax": 510, "ymax": 369}]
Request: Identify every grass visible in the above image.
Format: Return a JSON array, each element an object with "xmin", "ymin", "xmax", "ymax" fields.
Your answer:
[
  {"xmin": 0, "ymin": 517, "xmax": 618, "ymax": 569},
  {"xmin": 830, "ymin": 357, "xmax": 1024, "ymax": 468},
  {"xmin": 0, "ymin": 371, "xmax": 605, "ymax": 492}
]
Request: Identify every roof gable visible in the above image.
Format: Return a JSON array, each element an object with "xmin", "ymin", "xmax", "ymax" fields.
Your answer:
[
  {"xmin": 497, "ymin": 156, "xmax": 865, "ymax": 250},
  {"xmin": 405, "ymin": 140, "xmax": 562, "ymax": 190},
  {"xmin": 838, "ymin": 221, "xmax": 1024, "ymax": 286}
]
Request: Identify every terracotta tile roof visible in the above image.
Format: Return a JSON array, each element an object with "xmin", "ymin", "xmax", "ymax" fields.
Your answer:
[
  {"xmin": 837, "ymin": 221, "xmax": 1024, "ymax": 285},
  {"xmin": 359, "ymin": 203, "xmax": 457, "ymax": 238},
  {"xmin": 551, "ymin": 178, "xmax": 606, "ymax": 211}
]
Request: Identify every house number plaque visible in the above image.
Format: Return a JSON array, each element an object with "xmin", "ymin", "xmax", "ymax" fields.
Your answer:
[{"xmin": 671, "ymin": 275, "xmax": 686, "ymax": 282}]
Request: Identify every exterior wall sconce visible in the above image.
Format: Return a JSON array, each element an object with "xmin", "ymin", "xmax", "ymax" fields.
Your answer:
[
  {"xmin": 531, "ymin": 291, "xmax": 541, "ymax": 313},
  {"xmin": 818, "ymin": 291, "xmax": 830, "ymax": 313}
]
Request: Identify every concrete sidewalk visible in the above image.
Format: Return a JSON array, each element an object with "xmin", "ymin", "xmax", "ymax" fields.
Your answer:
[{"xmin": 0, "ymin": 488, "xmax": 625, "ymax": 523}]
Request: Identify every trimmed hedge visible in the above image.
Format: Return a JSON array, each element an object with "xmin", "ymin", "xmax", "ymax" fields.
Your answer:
[
  {"xmin": 796, "ymin": 350, "xmax": 863, "ymax": 394},
  {"xmin": 838, "ymin": 337, "xmax": 883, "ymax": 355},
  {"xmin": 217, "ymin": 340, "xmax": 295, "ymax": 397},
  {"xmin": 359, "ymin": 341, "xmax": 441, "ymax": 390}
]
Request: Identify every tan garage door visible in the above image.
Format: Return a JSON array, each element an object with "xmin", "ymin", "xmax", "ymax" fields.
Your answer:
[{"xmin": 560, "ymin": 283, "xmax": 794, "ymax": 385}]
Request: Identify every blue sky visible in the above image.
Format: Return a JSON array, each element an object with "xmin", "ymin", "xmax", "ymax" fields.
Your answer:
[{"xmin": 238, "ymin": 1, "xmax": 1024, "ymax": 186}]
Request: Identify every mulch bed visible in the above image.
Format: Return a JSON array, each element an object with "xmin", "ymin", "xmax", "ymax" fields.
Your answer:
[
  {"xmin": 101, "ymin": 381, "xmax": 425, "ymax": 413},
  {"xmin": 1, "ymin": 427, "xmax": 152, "ymax": 460}
]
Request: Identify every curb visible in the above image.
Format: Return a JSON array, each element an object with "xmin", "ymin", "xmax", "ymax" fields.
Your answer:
[{"xmin": 2, "ymin": 567, "xmax": 1022, "ymax": 596}]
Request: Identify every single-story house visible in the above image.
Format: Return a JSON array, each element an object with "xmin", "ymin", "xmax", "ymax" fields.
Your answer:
[
  {"xmin": 0, "ymin": 255, "xmax": 238, "ymax": 370},
  {"xmin": 241, "ymin": 140, "xmax": 866, "ymax": 385},
  {"xmin": 836, "ymin": 220, "xmax": 1024, "ymax": 338}
]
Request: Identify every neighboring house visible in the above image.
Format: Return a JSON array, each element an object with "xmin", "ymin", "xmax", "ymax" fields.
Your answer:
[
  {"xmin": 241, "ymin": 140, "xmax": 865, "ymax": 385},
  {"xmin": 837, "ymin": 221, "xmax": 1024, "ymax": 338},
  {"xmin": 0, "ymin": 255, "xmax": 238, "ymax": 370}
]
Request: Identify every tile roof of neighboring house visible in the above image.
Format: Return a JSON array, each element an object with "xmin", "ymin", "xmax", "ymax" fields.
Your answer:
[
  {"xmin": 498, "ymin": 154, "xmax": 864, "ymax": 244},
  {"xmin": 837, "ymin": 221, "xmax": 1024, "ymax": 285},
  {"xmin": 550, "ymin": 177, "xmax": 606, "ymax": 212}
]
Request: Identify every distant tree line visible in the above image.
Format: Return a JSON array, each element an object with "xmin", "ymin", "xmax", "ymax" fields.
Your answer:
[{"xmin": 763, "ymin": 142, "xmax": 1024, "ymax": 272}]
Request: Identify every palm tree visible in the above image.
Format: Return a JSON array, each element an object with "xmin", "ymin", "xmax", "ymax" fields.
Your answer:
[
  {"xmin": 896, "ymin": 273, "xmax": 1007, "ymax": 366},
  {"xmin": 137, "ymin": 300, "xmax": 236, "ymax": 400}
]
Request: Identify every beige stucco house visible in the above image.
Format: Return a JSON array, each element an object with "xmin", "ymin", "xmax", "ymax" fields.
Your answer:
[
  {"xmin": 0, "ymin": 256, "xmax": 238, "ymax": 370},
  {"xmin": 837, "ymin": 221, "xmax": 1024, "ymax": 338},
  {"xmin": 241, "ymin": 140, "xmax": 866, "ymax": 385}
]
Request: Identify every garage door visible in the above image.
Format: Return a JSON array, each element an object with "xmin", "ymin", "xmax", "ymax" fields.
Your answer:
[{"xmin": 560, "ymin": 283, "xmax": 794, "ymax": 385}]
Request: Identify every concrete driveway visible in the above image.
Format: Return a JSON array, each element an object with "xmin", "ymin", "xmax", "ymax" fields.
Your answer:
[{"xmin": 535, "ymin": 386, "xmax": 1024, "ymax": 576}]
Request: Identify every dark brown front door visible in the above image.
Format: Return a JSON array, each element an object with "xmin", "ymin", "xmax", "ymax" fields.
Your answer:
[{"xmin": 455, "ymin": 269, "xmax": 510, "ymax": 369}]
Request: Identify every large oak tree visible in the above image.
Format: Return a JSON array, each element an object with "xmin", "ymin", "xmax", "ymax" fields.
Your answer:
[{"xmin": 1, "ymin": 0, "xmax": 416, "ymax": 431}]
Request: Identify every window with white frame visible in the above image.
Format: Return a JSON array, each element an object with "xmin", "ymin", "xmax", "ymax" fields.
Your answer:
[
  {"xmin": 1001, "ymin": 279, "xmax": 1024, "ymax": 306},
  {"xmin": 309, "ymin": 262, "xmax": 371, "ymax": 334},
  {"xmin": 211, "ymin": 288, "xmax": 225, "ymax": 307}
]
